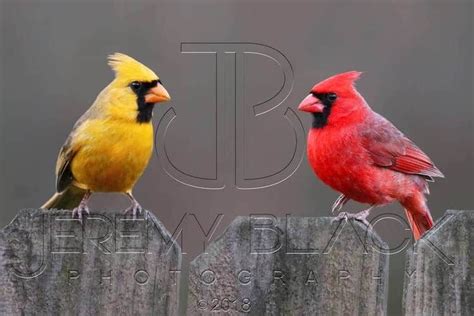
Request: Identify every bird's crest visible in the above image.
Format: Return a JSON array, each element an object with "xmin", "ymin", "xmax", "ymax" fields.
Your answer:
[
  {"xmin": 108, "ymin": 53, "xmax": 158, "ymax": 83},
  {"xmin": 311, "ymin": 71, "xmax": 362, "ymax": 95}
]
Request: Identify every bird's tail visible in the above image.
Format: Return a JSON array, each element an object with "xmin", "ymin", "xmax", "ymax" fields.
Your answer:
[
  {"xmin": 41, "ymin": 185, "xmax": 86, "ymax": 210},
  {"xmin": 402, "ymin": 192, "xmax": 434, "ymax": 240}
]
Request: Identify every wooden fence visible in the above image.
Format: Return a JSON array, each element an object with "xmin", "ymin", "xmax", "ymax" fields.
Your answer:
[
  {"xmin": 0, "ymin": 209, "xmax": 471, "ymax": 315},
  {"xmin": 0, "ymin": 209, "xmax": 181, "ymax": 315}
]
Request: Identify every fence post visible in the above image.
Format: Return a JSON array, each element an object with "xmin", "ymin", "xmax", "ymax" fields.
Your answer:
[
  {"xmin": 0, "ymin": 209, "xmax": 181, "ymax": 315},
  {"xmin": 403, "ymin": 210, "xmax": 473, "ymax": 315},
  {"xmin": 187, "ymin": 216, "xmax": 389, "ymax": 315}
]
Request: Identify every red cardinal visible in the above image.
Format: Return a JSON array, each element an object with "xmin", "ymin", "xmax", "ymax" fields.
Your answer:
[{"xmin": 298, "ymin": 71, "xmax": 444, "ymax": 240}]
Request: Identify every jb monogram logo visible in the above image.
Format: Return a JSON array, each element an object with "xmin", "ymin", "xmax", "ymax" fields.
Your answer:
[{"xmin": 155, "ymin": 43, "xmax": 305, "ymax": 190}]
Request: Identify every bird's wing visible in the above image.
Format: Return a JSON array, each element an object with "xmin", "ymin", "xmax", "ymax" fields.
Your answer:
[
  {"xmin": 54, "ymin": 94, "xmax": 104, "ymax": 193},
  {"xmin": 360, "ymin": 114, "xmax": 444, "ymax": 180},
  {"xmin": 55, "ymin": 114, "xmax": 90, "ymax": 192},
  {"xmin": 55, "ymin": 135, "xmax": 78, "ymax": 193}
]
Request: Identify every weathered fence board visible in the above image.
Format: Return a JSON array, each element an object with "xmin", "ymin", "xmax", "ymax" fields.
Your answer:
[
  {"xmin": 403, "ymin": 210, "xmax": 473, "ymax": 316},
  {"xmin": 0, "ymin": 209, "xmax": 181, "ymax": 315},
  {"xmin": 187, "ymin": 216, "xmax": 389, "ymax": 315},
  {"xmin": 2, "ymin": 209, "xmax": 470, "ymax": 315}
]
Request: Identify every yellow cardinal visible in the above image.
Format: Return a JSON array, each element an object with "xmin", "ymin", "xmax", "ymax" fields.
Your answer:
[{"xmin": 42, "ymin": 53, "xmax": 171, "ymax": 219}]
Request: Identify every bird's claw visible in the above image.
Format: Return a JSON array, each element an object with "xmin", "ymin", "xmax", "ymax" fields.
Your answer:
[
  {"xmin": 71, "ymin": 191, "xmax": 91, "ymax": 224},
  {"xmin": 72, "ymin": 205, "xmax": 90, "ymax": 223},
  {"xmin": 331, "ymin": 209, "xmax": 373, "ymax": 230},
  {"xmin": 332, "ymin": 211, "xmax": 349, "ymax": 223},
  {"xmin": 124, "ymin": 203, "xmax": 147, "ymax": 220},
  {"xmin": 353, "ymin": 209, "xmax": 372, "ymax": 228},
  {"xmin": 351, "ymin": 207, "xmax": 374, "ymax": 230}
]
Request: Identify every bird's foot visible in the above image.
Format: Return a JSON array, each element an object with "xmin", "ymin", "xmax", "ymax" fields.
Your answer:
[
  {"xmin": 72, "ymin": 204, "xmax": 90, "ymax": 223},
  {"xmin": 124, "ymin": 192, "xmax": 148, "ymax": 220},
  {"xmin": 124, "ymin": 201, "xmax": 146, "ymax": 220},
  {"xmin": 331, "ymin": 211, "xmax": 349, "ymax": 223},
  {"xmin": 72, "ymin": 191, "xmax": 91, "ymax": 224},
  {"xmin": 331, "ymin": 208, "xmax": 373, "ymax": 229},
  {"xmin": 351, "ymin": 209, "xmax": 373, "ymax": 229}
]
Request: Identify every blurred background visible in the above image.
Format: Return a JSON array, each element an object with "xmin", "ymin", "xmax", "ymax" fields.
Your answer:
[{"xmin": 0, "ymin": 0, "xmax": 472, "ymax": 314}]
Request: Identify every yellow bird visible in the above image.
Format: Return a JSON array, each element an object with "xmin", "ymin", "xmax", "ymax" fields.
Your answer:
[{"xmin": 42, "ymin": 53, "xmax": 171, "ymax": 219}]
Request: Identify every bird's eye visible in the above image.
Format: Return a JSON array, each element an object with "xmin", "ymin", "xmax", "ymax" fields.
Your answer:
[
  {"xmin": 130, "ymin": 81, "xmax": 142, "ymax": 91},
  {"xmin": 327, "ymin": 93, "xmax": 337, "ymax": 102}
]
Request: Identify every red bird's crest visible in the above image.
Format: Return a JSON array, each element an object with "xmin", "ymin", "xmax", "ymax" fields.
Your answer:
[{"xmin": 311, "ymin": 71, "xmax": 362, "ymax": 96}]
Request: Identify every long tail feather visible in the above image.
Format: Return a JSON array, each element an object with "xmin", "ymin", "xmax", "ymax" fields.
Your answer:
[
  {"xmin": 402, "ymin": 193, "xmax": 434, "ymax": 240},
  {"xmin": 41, "ymin": 186, "xmax": 86, "ymax": 210}
]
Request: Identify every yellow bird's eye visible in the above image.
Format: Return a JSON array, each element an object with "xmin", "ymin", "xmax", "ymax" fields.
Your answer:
[{"xmin": 130, "ymin": 81, "xmax": 142, "ymax": 92}]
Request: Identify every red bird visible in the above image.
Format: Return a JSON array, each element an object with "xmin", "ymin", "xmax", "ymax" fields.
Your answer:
[{"xmin": 298, "ymin": 71, "xmax": 444, "ymax": 240}]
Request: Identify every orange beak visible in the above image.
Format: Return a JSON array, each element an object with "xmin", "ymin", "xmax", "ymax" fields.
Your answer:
[
  {"xmin": 298, "ymin": 94, "xmax": 324, "ymax": 113},
  {"xmin": 144, "ymin": 83, "xmax": 171, "ymax": 103}
]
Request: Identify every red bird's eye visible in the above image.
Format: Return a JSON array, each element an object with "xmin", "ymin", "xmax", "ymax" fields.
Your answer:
[{"xmin": 327, "ymin": 93, "xmax": 337, "ymax": 102}]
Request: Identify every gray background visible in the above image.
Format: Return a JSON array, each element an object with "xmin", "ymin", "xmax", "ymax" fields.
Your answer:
[{"xmin": 0, "ymin": 0, "xmax": 472, "ymax": 315}]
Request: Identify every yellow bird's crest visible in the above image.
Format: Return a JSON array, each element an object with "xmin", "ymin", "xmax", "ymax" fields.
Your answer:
[{"xmin": 108, "ymin": 53, "xmax": 159, "ymax": 84}]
